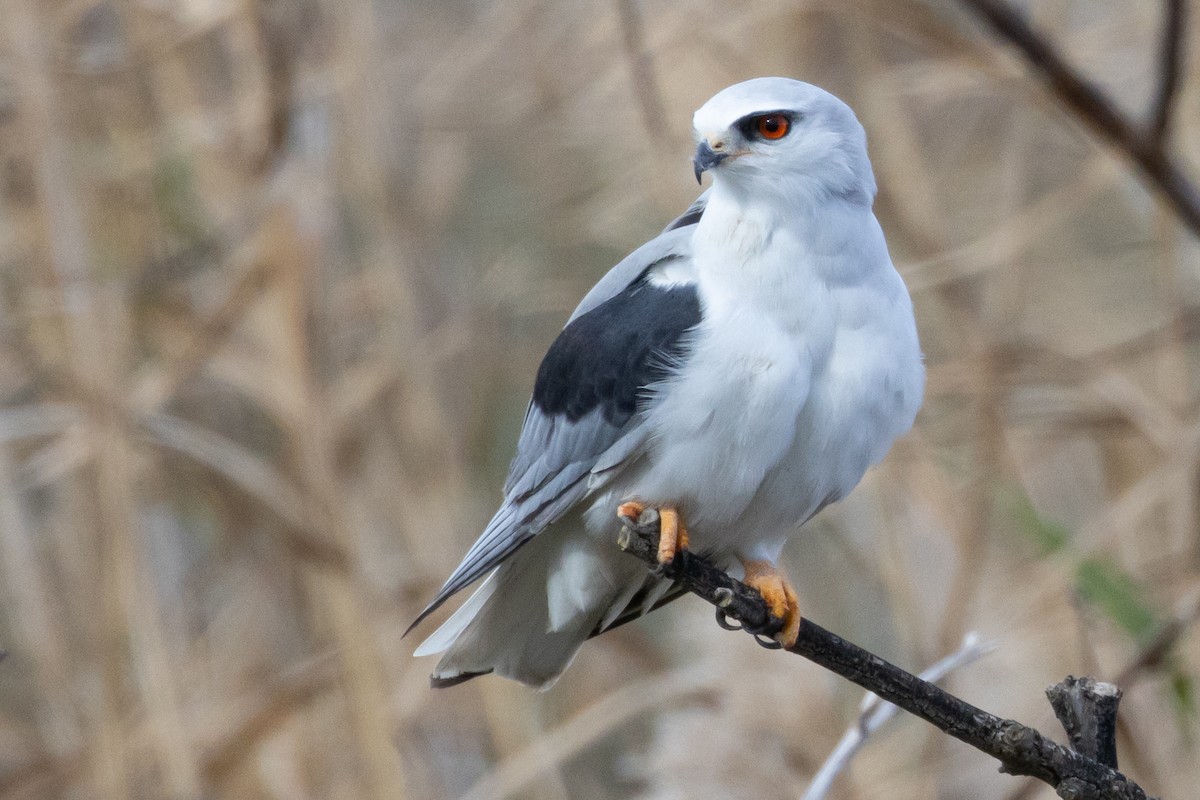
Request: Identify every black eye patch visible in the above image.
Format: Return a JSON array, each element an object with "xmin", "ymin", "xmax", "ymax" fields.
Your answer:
[{"xmin": 735, "ymin": 110, "xmax": 798, "ymax": 141}]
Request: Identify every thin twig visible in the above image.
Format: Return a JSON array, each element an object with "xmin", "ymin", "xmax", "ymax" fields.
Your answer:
[
  {"xmin": 802, "ymin": 632, "xmax": 996, "ymax": 800},
  {"xmin": 616, "ymin": 511, "xmax": 1157, "ymax": 800},
  {"xmin": 959, "ymin": 0, "xmax": 1200, "ymax": 237},
  {"xmin": 1150, "ymin": 0, "xmax": 1187, "ymax": 146}
]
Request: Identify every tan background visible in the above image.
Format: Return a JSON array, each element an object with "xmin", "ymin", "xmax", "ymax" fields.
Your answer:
[{"xmin": 0, "ymin": 0, "xmax": 1198, "ymax": 798}]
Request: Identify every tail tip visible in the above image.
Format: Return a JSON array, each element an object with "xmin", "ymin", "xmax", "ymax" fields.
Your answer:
[{"xmin": 431, "ymin": 669, "xmax": 492, "ymax": 689}]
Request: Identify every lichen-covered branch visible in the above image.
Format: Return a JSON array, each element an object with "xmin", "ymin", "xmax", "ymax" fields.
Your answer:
[{"xmin": 616, "ymin": 510, "xmax": 1156, "ymax": 800}]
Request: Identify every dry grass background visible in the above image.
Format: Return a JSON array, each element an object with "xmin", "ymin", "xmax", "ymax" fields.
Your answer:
[{"xmin": 0, "ymin": 0, "xmax": 1198, "ymax": 798}]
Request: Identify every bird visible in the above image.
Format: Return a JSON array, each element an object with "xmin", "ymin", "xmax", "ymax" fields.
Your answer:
[{"xmin": 408, "ymin": 77, "xmax": 924, "ymax": 689}]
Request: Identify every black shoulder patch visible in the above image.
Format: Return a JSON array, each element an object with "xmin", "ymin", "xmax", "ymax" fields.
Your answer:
[{"xmin": 533, "ymin": 279, "xmax": 701, "ymax": 426}]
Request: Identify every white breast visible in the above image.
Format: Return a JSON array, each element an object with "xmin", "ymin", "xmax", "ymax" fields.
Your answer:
[{"xmin": 597, "ymin": 189, "xmax": 923, "ymax": 562}]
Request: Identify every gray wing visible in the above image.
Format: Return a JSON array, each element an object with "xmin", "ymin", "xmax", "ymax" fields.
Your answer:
[{"xmin": 408, "ymin": 197, "xmax": 708, "ymax": 631}]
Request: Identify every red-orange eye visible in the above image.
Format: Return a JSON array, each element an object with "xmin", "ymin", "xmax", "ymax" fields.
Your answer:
[{"xmin": 755, "ymin": 114, "xmax": 790, "ymax": 140}]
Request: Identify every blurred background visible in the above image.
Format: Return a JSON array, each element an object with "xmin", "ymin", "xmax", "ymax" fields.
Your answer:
[{"xmin": 0, "ymin": 0, "xmax": 1198, "ymax": 797}]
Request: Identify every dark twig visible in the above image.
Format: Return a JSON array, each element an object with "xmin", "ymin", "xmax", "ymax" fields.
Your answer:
[
  {"xmin": 616, "ymin": 510, "xmax": 1157, "ymax": 800},
  {"xmin": 959, "ymin": 0, "xmax": 1200, "ymax": 237},
  {"xmin": 1150, "ymin": 0, "xmax": 1187, "ymax": 146},
  {"xmin": 1046, "ymin": 677, "xmax": 1123, "ymax": 770}
]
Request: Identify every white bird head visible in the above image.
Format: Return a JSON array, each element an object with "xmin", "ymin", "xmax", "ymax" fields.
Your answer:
[{"xmin": 691, "ymin": 78, "xmax": 877, "ymax": 204}]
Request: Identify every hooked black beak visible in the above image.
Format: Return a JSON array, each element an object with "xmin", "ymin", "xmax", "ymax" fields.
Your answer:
[{"xmin": 692, "ymin": 141, "xmax": 728, "ymax": 184}]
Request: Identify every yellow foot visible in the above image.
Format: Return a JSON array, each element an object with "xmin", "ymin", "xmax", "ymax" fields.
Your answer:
[
  {"xmin": 656, "ymin": 507, "xmax": 689, "ymax": 565},
  {"xmin": 616, "ymin": 502, "xmax": 689, "ymax": 565},
  {"xmin": 617, "ymin": 500, "xmax": 645, "ymax": 525},
  {"xmin": 740, "ymin": 559, "xmax": 802, "ymax": 649}
]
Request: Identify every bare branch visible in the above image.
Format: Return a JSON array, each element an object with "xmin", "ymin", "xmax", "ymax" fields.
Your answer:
[
  {"xmin": 959, "ymin": 0, "xmax": 1200, "ymax": 237},
  {"xmin": 616, "ymin": 510, "xmax": 1157, "ymax": 800},
  {"xmin": 1046, "ymin": 677, "xmax": 1122, "ymax": 770}
]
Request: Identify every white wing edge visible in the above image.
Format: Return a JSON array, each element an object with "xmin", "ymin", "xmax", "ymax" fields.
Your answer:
[{"xmin": 413, "ymin": 570, "xmax": 501, "ymax": 657}]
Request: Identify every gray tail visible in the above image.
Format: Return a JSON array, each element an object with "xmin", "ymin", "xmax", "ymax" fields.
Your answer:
[{"xmin": 414, "ymin": 527, "xmax": 653, "ymax": 689}]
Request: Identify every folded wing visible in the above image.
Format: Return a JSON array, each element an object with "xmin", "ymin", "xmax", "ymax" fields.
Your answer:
[{"xmin": 407, "ymin": 202, "xmax": 708, "ymax": 633}]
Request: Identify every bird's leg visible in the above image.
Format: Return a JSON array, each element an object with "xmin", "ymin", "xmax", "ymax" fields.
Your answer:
[
  {"xmin": 616, "ymin": 501, "xmax": 689, "ymax": 565},
  {"xmin": 656, "ymin": 507, "xmax": 689, "ymax": 564},
  {"xmin": 739, "ymin": 559, "xmax": 801, "ymax": 649}
]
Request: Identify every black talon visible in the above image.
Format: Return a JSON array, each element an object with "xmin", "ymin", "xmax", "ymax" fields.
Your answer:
[
  {"xmin": 713, "ymin": 593, "xmax": 790, "ymax": 645},
  {"xmin": 741, "ymin": 609, "xmax": 785, "ymax": 641},
  {"xmin": 715, "ymin": 608, "xmax": 743, "ymax": 631}
]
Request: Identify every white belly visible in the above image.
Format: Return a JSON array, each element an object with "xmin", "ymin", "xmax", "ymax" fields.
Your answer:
[
  {"xmin": 587, "ymin": 272, "xmax": 923, "ymax": 562},
  {"xmin": 583, "ymin": 191, "xmax": 922, "ymax": 563}
]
